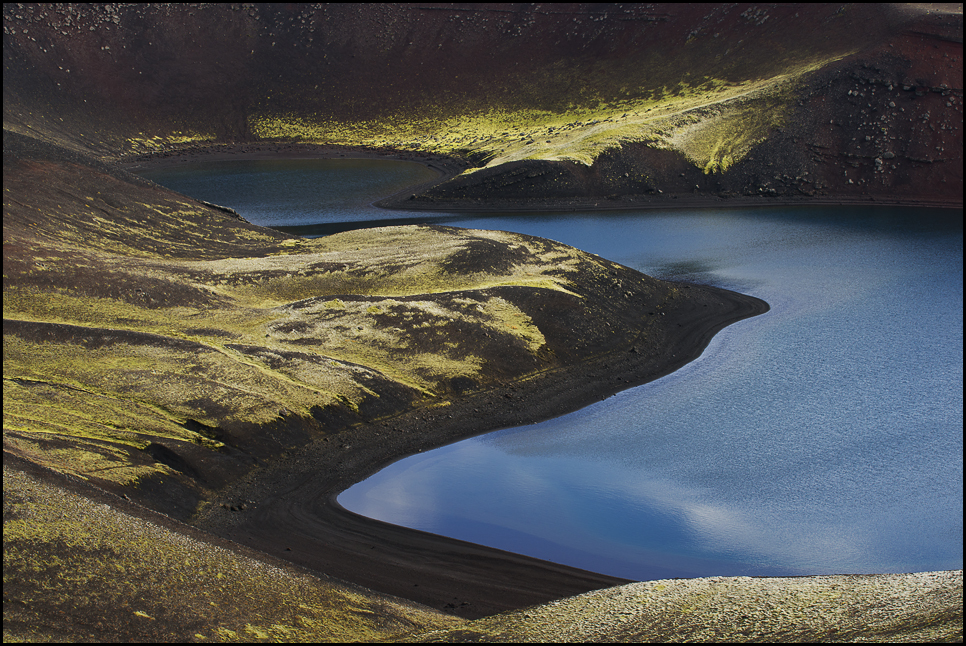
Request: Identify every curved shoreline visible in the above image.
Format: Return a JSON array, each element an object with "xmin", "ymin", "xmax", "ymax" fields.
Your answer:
[
  {"xmin": 195, "ymin": 284, "xmax": 769, "ymax": 618},
  {"xmin": 118, "ymin": 145, "xmax": 957, "ymax": 619}
]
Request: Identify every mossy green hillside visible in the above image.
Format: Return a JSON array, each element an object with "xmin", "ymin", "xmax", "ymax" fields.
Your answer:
[
  {"xmin": 249, "ymin": 57, "xmax": 846, "ymax": 176},
  {"xmin": 663, "ymin": 91, "xmax": 794, "ymax": 174},
  {"xmin": 5, "ymin": 203, "xmax": 657, "ymax": 498},
  {"xmin": 199, "ymin": 226, "xmax": 585, "ymax": 306},
  {"xmin": 3, "ymin": 163, "xmax": 289, "ymax": 262},
  {"xmin": 3, "ymin": 465, "xmax": 460, "ymax": 642},
  {"xmin": 127, "ymin": 131, "xmax": 218, "ymax": 154}
]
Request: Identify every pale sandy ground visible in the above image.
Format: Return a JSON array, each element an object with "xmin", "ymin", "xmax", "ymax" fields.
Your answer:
[{"xmin": 406, "ymin": 570, "xmax": 964, "ymax": 642}]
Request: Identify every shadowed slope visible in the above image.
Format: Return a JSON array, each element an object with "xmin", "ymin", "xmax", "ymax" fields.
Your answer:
[
  {"xmin": 3, "ymin": 4, "xmax": 961, "ymax": 206},
  {"xmin": 6, "ymin": 131, "xmax": 735, "ymax": 521},
  {"xmin": 3, "ymin": 3, "xmax": 962, "ymax": 641}
]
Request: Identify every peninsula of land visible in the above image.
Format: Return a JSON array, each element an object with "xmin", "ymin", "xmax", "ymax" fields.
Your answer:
[{"xmin": 4, "ymin": 3, "xmax": 962, "ymax": 642}]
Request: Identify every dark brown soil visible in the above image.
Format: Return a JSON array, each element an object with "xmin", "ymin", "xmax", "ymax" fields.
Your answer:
[
  {"xmin": 4, "ymin": 127, "xmax": 768, "ymax": 620},
  {"xmin": 5, "ymin": 4, "xmax": 961, "ymax": 210},
  {"xmin": 194, "ymin": 283, "xmax": 767, "ymax": 618},
  {"xmin": 3, "ymin": 2, "xmax": 961, "ymax": 637}
]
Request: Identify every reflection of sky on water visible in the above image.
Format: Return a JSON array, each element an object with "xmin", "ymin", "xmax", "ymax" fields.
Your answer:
[
  {"xmin": 341, "ymin": 206, "xmax": 963, "ymax": 580},
  {"xmin": 339, "ymin": 431, "xmax": 874, "ymax": 579},
  {"xmin": 140, "ymin": 161, "xmax": 962, "ymax": 581}
]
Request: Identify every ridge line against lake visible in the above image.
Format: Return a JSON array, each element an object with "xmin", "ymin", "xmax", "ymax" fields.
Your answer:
[
  {"xmin": 191, "ymin": 278, "xmax": 768, "ymax": 618},
  {"xmin": 122, "ymin": 143, "xmax": 965, "ymax": 215},
  {"xmin": 138, "ymin": 154, "xmax": 960, "ymax": 610},
  {"xmin": 7, "ymin": 132, "xmax": 778, "ymax": 620},
  {"xmin": 135, "ymin": 147, "xmax": 785, "ymax": 615},
  {"xmin": 5, "ymin": 2, "xmax": 962, "ymax": 638}
]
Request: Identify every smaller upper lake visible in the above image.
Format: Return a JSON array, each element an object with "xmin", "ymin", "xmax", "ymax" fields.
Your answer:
[
  {"xmin": 141, "ymin": 159, "xmax": 964, "ymax": 582},
  {"xmin": 141, "ymin": 157, "xmax": 438, "ymax": 228}
]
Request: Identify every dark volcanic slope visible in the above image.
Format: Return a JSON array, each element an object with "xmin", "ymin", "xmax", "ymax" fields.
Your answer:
[
  {"xmin": 3, "ymin": 3, "xmax": 962, "ymax": 206},
  {"xmin": 3, "ymin": 122, "xmax": 767, "ymax": 618},
  {"xmin": 3, "ymin": 2, "xmax": 962, "ymax": 641}
]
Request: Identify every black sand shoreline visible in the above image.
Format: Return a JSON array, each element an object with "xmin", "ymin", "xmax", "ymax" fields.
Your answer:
[
  {"xmin": 194, "ymin": 284, "xmax": 769, "ymax": 618},
  {"xmin": 111, "ymin": 143, "xmax": 961, "ymax": 617},
  {"xmin": 116, "ymin": 141, "xmax": 961, "ymax": 617},
  {"xmin": 112, "ymin": 142, "xmax": 955, "ymax": 618}
]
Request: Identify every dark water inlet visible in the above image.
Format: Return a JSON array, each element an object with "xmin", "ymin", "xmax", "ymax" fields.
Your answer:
[{"xmin": 141, "ymin": 159, "xmax": 964, "ymax": 582}]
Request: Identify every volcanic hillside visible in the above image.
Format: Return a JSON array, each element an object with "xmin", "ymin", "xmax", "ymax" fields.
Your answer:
[
  {"xmin": 3, "ymin": 3, "xmax": 962, "ymax": 206},
  {"xmin": 3, "ymin": 3, "xmax": 964, "ymax": 643}
]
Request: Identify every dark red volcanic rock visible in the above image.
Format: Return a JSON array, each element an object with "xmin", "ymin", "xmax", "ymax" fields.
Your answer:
[
  {"xmin": 2, "ymin": 3, "xmax": 961, "ymax": 206},
  {"xmin": 2, "ymin": 5, "xmax": 962, "ymax": 637}
]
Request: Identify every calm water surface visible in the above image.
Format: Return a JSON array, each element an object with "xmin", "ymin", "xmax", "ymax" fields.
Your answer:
[
  {"xmin": 141, "ymin": 158, "xmax": 438, "ymax": 228},
  {"xmin": 142, "ymin": 160, "xmax": 964, "ymax": 581}
]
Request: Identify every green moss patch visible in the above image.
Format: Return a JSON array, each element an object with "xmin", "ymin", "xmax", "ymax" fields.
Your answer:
[
  {"xmin": 4, "ymin": 149, "xmax": 662, "ymax": 510},
  {"xmin": 3, "ymin": 464, "xmax": 460, "ymax": 642}
]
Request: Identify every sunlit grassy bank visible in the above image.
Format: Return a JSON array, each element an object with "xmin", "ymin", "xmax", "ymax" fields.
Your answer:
[{"xmin": 4, "ymin": 2, "xmax": 962, "ymax": 641}]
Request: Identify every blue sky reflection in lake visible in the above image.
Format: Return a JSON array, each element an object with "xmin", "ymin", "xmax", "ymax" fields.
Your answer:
[
  {"xmin": 340, "ymin": 206, "xmax": 963, "ymax": 581},
  {"xmin": 140, "ymin": 160, "xmax": 963, "ymax": 581}
]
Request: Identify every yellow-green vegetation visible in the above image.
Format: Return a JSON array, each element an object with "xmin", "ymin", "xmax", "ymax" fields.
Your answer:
[
  {"xmin": 2, "ymin": 465, "xmax": 461, "ymax": 642},
  {"xmin": 126, "ymin": 131, "xmax": 217, "ymax": 154},
  {"xmin": 3, "ymin": 221, "xmax": 609, "ymax": 487},
  {"xmin": 665, "ymin": 92, "xmax": 792, "ymax": 174},
  {"xmin": 201, "ymin": 226, "xmax": 582, "ymax": 306},
  {"xmin": 251, "ymin": 57, "xmax": 848, "ymax": 175},
  {"xmin": 3, "ymin": 190, "xmax": 284, "ymax": 260},
  {"xmin": 6, "ymin": 460, "xmax": 960, "ymax": 643},
  {"xmin": 405, "ymin": 572, "xmax": 964, "ymax": 643}
]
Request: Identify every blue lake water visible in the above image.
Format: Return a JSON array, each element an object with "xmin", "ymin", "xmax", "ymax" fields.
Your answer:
[
  {"xmin": 141, "ymin": 159, "xmax": 964, "ymax": 581},
  {"xmin": 141, "ymin": 158, "xmax": 439, "ymax": 228}
]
